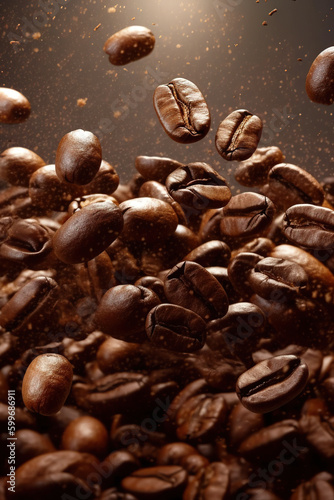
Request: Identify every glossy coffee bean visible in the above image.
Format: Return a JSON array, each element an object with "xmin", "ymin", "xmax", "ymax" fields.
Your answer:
[
  {"xmin": 119, "ymin": 197, "xmax": 178, "ymax": 244},
  {"xmin": 153, "ymin": 78, "xmax": 210, "ymax": 143},
  {"xmin": 227, "ymin": 252, "xmax": 263, "ymax": 299},
  {"xmin": 236, "ymin": 355, "xmax": 309, "ymax": 413},
  {"xmin": 165, "ymin": 162, "xmax": 231, "ymax": 210},
  {"xmin": 82, "ymin": 159, "xmax": 119, "ymax": 196},
  {"xmin": 306, "ymin": 46, "xmax": 334, "ymax": 105},
  {"xmin": 164, "ymin": 260, "xmax": 229, "ymax": 320},
  {"xmin": 0, "ymin": 87, "xmax": 31, "ymax": 123},
  {"xmin": 135, "ymin": 155, "xmax": 183, "ymax": 183},
  {"xmin": 146, "ymin": 303, "xmax": 206, "ymax": 352},
  {"xmin": 184, "ymin": 240, "xmax": 231, "ymax": 268},
  {"xmin": 121, "ymin": 465, "xmax": 188, "ymax": 500},
  {"xmin": 268, "ymin": 163, "xmax": 325, "ymax": 210},
  {"xmin": 183, "ymin": 462, "xmax": 229, "ymax": 500},
  {"xmin": 0, "ymin": 147, "xmax": 45, "ymax": 187},
  {"xmin": 139, "ymin": 180, "xmax": 186, "ymax": 224},
  {"xmin": 215, "ymin": 109, "xmax": 263, "ymax": 161},
  {"xmin": 220, "ymin": 193, "xmax": 275, "ymax": 238},
  {"xmin": 95, "ymin": 285, "xmax": 160, "ymax": 343},
  {"xmin": 176, "ymin": 393, "xmax": 227, "ymax": 442},
  {"xmin": 234, "ymin": 146, "xmax": 285, "ymax": 187},
  {"xmin": 55, "ymin": 129, "xmax": 102, "ymax": 185},
  {"xmin": 104, "ymin": 26, "xmax": 155, "ymax": 65},
  {"xmin": 61, "ymin": 415, "xmax": 109, "ymax": 458},
  {"xmin": 283, "ymin": 204, "xmax": 334, "ymax": 250},
  {"xmin": 96, "ymin": 337, "xmax": 146, "ymax": 374},
  {"xmin": 22, "ymin": 354, "xmax": 73, "ymax": 416},
  {"xmin": 52, "ymin": 199, "xmax": 123, "ymax": 264},
  {"xmin": 101, "ymin": 450, "xmax": 139, "ymax": 489}
]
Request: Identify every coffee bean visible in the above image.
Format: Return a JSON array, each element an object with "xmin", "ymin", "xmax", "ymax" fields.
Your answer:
[
  {"xmin": 135, "ymin": 155, "xmax": 183, "ymax": 183},
  {"xmin": 153, "ymin": 78, "xmax": 211, "ymax": 143},
  {"xmin": 15, "ymin": 429, "xmax": 55, "ymax": 466},
  {"xmin": 22, "ymin": 354, "xmax": 73, "ymax": 416},
  {"xmin": 220, "ymin": 192, "xmax": 276, "ymax": 238},
  {"xmin": 139, "ymin": 180, "xmax": 186, "ymax": 224},
  {"xmin": 165, "ymin": 162, "xmax": 231, "ymax": 210},
  {"xmin": 97, "ymin": 488, "xmax": 138, "ymax": 500},
  {"xmin": 61, "ymin": 415, "xmax": 109, "ymax": 458},
  {"xmin": 82, "ymin": 160, "xmax": 120, "ymax": 196},
  {"xmin": 306, "ymin": 46, "xmax": 334, "ymax": 105},
  {"xmin": 234, "ymin": 146, "xmax": 285, "ymax": 187},
  {"xmin": 183, "ymin": 462, "xmax": 229, "ymax": 500},
  {"xmin": 0, "ymin": 147, "xmax": 45, "ymax": 187},
  {"xmin": 164, "ymin": 260, "xmax": 229, "ymax": 320},
  {"xmin": 52, "ymin": 199, "xmax": 123, "ymax": 264},
  {"xmin": 227, "ymin": 251, "xmax": 263, "ymax": 299},
  {"xmin": 121, "ymin": 465, "xmax": 188, "ymax": 500},
  {"xmin": 268, "ymin": 163, "xmax": 325, "ymax": 210},
  {"xmin": 215, "ymin": 109, "xmax": 263, "ymax": 161},
  {"xmin": 227, "ymin": 402, "xmax": 264, "ymax": 450},
  {"xmin": 175, "ymin": 393, "xmax": 227, "ymax": 442},
  {"xmin": 283, "ymin": 204, "xmax": 334, "ymax": 250},
  {"xmin": 55, "ymin": 129, "xmax": 102, "ymax": 186},
  {"xmin": 104, "ymin": 26, "xmax": 155, "ymax": 65},
  {"xmin": 95, "ymin": 284, "xmax": 160, "ymax": 343},
  {"xmin": 0, "ymin": 88, "xmax": 31, "ymax": 124},
  {"xmin": 291, "ymin": 474, "xmax": 334, "ymax": 500},
  {"xmin": 183, "ymin": 240, "xmax": 231, "ymax": 268},
  {"xmin": 236, "ymin": 355, "xmax": 309, "ymax": 413},
  {"xmin": 145, "ymin": 303, "xmax": 206, "ymax": 352}
]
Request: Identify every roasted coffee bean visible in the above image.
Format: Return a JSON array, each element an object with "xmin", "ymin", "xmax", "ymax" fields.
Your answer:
[
  {"xmin": 227, "ymin": 402, "xmax": 264, "ymax": 450},
  {"xmin": 145, "ymin": 303, "xmax": 206, "ymax": 352},
  {"xmin": 22, "ymin": 354, "xmax": 73, "ymax": 416},
  {"xmin": 73, "ymin": 372, "xmax": 150, "ymax": 416},
  {"xmin": 61, "ymin": 415, "xmax": 109, "ymax": 458},
  {"xmin": 0, "ymin": 276, "xmax": 59, "ymax": 339},
  {"xmin": 283, "ymin": 204, "xmax": 334, "ymax": 250},
  {"xmin": 180, "ymin": 453, "xmax": 210, "ymax": 475},
  {"xmin": 247, "ymin": 257, "xmax": 309, "ymax": 301},
  {"xmin": 207, "ymin": 302, "xmax": 266, "ymax": 367},
  {"xmin": 306, "ymin": 46, "xmax": 334, "ymax": 105},
  {"xmin": 184, "ymin": 240, "xmax": 231, "ymax": 268},
  {"xmin": 75, "ymin": 251, "xmax": 115, "ymax": 302},
  {"xmin": 299, "ymin": 415, "xmax": 334, "ymax": 466},
  {"xmin": 15, "ymin": 429, "xmax": 55, "ymax": 467},
  {"xmin": 101, "ymin": 450, "xmax": 139, "ymax": 489},
  {"xmin": 153, "ymin": 78, "xmax": 210, "ymax": 143},
  {"xmin": 63, "ymin": 331, "xmax": 106, "ymax": 374},
  {"xmin": 234, "ymin": 237, "xmax": 275, "ymax": 257},
  {"xmin": 234, "ymin": 146, "xmax": 285, "ymax": 187},
  {"xmin": 29, "ymin": 164, "xmax": 80, "ymax": 211},
  {"xmin": 156, "ymin": 442, "xmax": 199, "ymax": 466},
  {"xmin": 121, "ymin": 465, "xmax": 188, "ymax": 500},
  {"xmin": 95, "ymin": 285, "xmax": 160, "ymax": 343},
  {"xmin": 227, "ymin": 252, "xmax": 263, "ymax": 299},
  {"xmin": 0, "ymin": 217, "xmax": 55, "ymax": 270},
  {"xmin": 161, "ymin": 224, "xmax": 200, "ymax": 267},
  {"xmin": 220, "ymin": 193, "xmax": 276, "ymax": 238},
  {"xmin": 139, "ymin": 180, "xmax": 186, "ymax": 224},
  {"xmin": 291, "ymin": 477, "xmax": 334, "ymax": 500},
  {"xmin": 268, "ymin": 163, "xmax": 325, "ymax": 210},
  {"xmin": 96, "ymin": 337, "xmax": 147, "ymax": 374},
  {"xmin": 55, "ymin": 129, "xmax": 102, "ymax": 185},
  {"xmin": 0, "ymin": 87, "xmax": 31, "ymax": 123},
  {"xmin": 164, "ymin": 260, "xmax": 229, "ymax": 320},
  {"xmin": 236, "ymin": 355, "xmax": 309, "ymax": 413},
  {"xmin": 52, "ymin": 199, "xmax": 123, "ymax": 264},
  {"xmin": 176, "ymin": 393, "xmax": 227, "ymax": 442},
  {"xmin": 134, "ymin": 276, "xmax": 166, "ymax": 301},
  {"xmin": 165, "ymin": 162, "xmax": 231, "ymax": 210},
  {"xmin": 215, "ymin": 109, "xmax": 263, "ymax": 161},
  {"xmin": 82, "ymin": 159, "xmax": 119, "ymax": 196},
  {"xmin": 135, "ymin": 155, "xmax": 183, "ymax": 183},
  {"xmin": 104, "ymin": 26, "xmax": 155, "ymax": 65},
  {"xmin": 205, "ymin": 266, "xmax": 240, "ymax": 303},
  {"xmin": 0, "ymin": 147, "xmax": 45, "ymax": 187},
  {"xmin": 183, "ymin": 462, "xmax": 229, "ymax": 500},
  {"xmin": 119, "ymin": 197, "xmax": 178, "ymax": 244}
]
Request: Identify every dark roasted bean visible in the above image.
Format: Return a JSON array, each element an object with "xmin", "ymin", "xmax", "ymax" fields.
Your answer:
[
  {"xmin": 220, "ymin": 193, "xmax": 276, "ymax": 238},
  {"xmin": 184, "ymin": 240, "xmax": 231, "ymax": 268},
  {"xmin": 55, "ymin": 129, "xmax": 102, "ymax": 186},
  {"xmin": 145, "ymin": 303, "xmax": 206, "ymax": 352},
  {"xmin": 61, "ymin": 415, "xmax": 109, "ymax": 458},
  {"xmin": 0, "ymin": 147, "xmax": 45, "ymax": 187},
  {"xmin": 306, "ymin": 46, "xmax": 334, "ymax": 105},
  {"xmin": 135, "ymin": 155, "xmax": 183, "ymax": 183},
  {"xmin": 283, "ymin": 204, "xmax": 334, "ymax": 250},
  {"xmin": 234, "ymin": 146, "xmax": 285, "ymax": 187},
  {"xmin": 183, "ymin": 462, "xmax": 229, "ymax": 500},
  {"xmin": 104, "ymin": 26, "xmax": 155, "ymax": 65},
  {"xmin": 227, "ymin": 402, "xmax": 264, "ymax": 450},
  {"xmin": 52, "ymin": 199, "xmax": 123, "ymax": 264},
  {"xmin": 227, "ymin": 252, "xmax": 263, "ymax": 299},
  {"xmin": 165, "ymin": 162, "xmax": 231, "ymax": 210},
  {"xmin": 82, "ymin": 159, "xmax": 119, "ymax": 196},
  {"xmin": 22, "ymin": 354, "xmax": 73, "ymax": 416},
  {"xmin": 95, "ymin": 285, "xmax": 160, "ymax": 343},
  {"xmin": 153, "ymin": 78, "xmax": 210, "ymax": 143},
  {"xmin": 121, "ymin": 465, "xmax": 187, "ymax": 500},
  {"xmin": 164, "ymin": 260, "xmax": 229, "ymax": 320},
  {"xmin": 215, "ymin": 109, "xmax": 263, "ymax": 161},
  {"xmin": 268, "ymin": 163, "xmax": 325, "ymax": 210},
  {"xmin": 139, "ymin": 180, "xmax": 186, "ymax": 224},
  {"xmin": 236, "ymin": 355, "xmax": 309, "ymax": 413},
  {"xmin": 0, "ymin": 87, "xmax": 31, "ymax": 124}
]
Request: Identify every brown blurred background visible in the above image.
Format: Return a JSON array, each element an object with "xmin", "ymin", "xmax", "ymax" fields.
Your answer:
[{"xmin": 0, "ymin": 0, "xmax": 333, "ymax": 186}]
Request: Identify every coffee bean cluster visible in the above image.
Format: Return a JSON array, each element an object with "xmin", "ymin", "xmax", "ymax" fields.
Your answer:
[{"xmin": 0, "ymin": 28, "xmax": 334, "ymax": 500}]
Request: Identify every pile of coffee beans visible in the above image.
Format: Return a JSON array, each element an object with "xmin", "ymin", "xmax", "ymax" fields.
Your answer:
[{"xmin": 0, "ymin": 26, "xmax": 334, "ymax": 500}]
